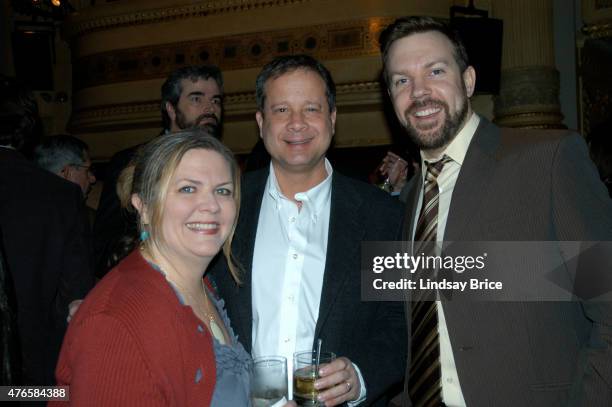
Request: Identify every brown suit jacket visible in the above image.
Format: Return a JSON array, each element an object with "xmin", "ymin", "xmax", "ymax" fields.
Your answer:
[{"xmin": 400, "ymin": 118, "xmax": 612, "ymax": 406}]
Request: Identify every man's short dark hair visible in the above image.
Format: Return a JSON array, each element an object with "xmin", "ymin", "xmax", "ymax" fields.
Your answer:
[
  {"xmin": 0, "ymin": 76, "xmax": 41, "ymax": 152},
  {"xmin": 160, "ymin": 65, "xmax": 224, "ymax": 131},
  {"xmin": 379, "ymin": 16, "xmax": 470, "ymax": 84},
  {"xmin": 255, "ymin": 55, "xmax": 336, "ymax": 113},
  {"xmin": 34, "ymin": 134, "xmax": 89, "ymax": 175}
]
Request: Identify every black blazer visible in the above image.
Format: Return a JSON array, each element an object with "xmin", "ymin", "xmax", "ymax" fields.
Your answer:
[
  {"xmin": 211, "ymin": 168, "xmax": 408, "ymax": 405},
  {"xmin": 0, "ymin": 223, "xmax": 20, "ymax": 385},
  {"xmin": 401, "ymin": 118, "xmax": 612, "ymax": 406},
  {"xmin": 0, "ymin": 148, "xmax": 94, "ymax": 385}
]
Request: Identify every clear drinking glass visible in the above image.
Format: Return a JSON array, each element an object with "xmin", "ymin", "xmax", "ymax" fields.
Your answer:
[
  {"xmin": 293, "ymin": 350, "xmax": 336, "ymax": 407},
  {"xmin": 250, "ymin": 356, "xmax": 288, "ymax": 407}
]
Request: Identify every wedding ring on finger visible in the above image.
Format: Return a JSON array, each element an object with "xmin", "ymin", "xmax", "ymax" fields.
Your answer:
[{"xmin": 345, "ymin": 380, "xmax": 352, "ymax": 392}]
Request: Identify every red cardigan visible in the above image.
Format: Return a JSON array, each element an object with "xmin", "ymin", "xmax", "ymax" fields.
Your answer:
[{"xmin": 50, "ymin": 250, "xmax": 216, "ymax": 406}]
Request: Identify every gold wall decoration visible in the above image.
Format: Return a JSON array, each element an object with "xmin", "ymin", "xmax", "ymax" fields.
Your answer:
[
  {"xmin": 73, "ymin": 17, "xmax": 394, "ymax": 90},
  {"xmin": 70, "ymin": 80, "xmax": 383, "ymax": 134},
  {"xmin": 75, "ymin": 79, "xmax": 389, "ymax": 159},
  {"xmin": 64, "ymin": 0, "xmax": 454, "ymax": 158},
  {"xmin": 64, "ymin": 0, "xmax": 312, "ymax": 38}
]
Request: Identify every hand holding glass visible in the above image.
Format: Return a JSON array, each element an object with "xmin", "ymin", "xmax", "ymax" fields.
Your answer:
[{"xmin": 293, "ymin": 350, "xmax": 336, "ymax": 406}]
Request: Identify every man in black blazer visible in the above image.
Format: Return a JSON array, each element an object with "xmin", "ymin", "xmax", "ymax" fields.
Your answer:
[
  {"xmin": 0, "ymin": 78, "xmax": 94, "ymax": 385},
  {"xmin": 380, "ymin": 16, "xmax": 612, "ymax": 406},
  {"xmin": 211, "ymin": 55, "xmax": 407, "ymax": 406}
]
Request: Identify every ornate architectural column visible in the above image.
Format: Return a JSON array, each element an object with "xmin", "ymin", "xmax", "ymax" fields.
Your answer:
[{"xmin": 492, "ymin": 0, "xmax": 565, "ymax": 128}]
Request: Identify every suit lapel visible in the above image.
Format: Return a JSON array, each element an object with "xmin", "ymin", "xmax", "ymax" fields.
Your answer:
[
  {"xmin": 232, "ymin": 168, "xmax": 269, "ymax": 352},
  {"xmin": 440, "ymin": 120, "xmax": 500, "ymax": 395},
  {"xmin": 315, "ymin": 173, "xmax": 365, "ymax": 340},
  {"xmin": 444, "ymin": 118, "xmax": 500, "ymax": 241}
]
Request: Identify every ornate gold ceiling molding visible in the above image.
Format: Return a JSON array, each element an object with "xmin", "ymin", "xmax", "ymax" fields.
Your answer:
[
  {"xmin": 72, "ymin": 17, "xmax": 393, "ymax": 90},
  {"xmin": 64, "ymin": 0, "xmax": 311, "ymax": 39},
  {"xmin": 70, "ymin": 80, "xmax": 383, "ymax": 133}
]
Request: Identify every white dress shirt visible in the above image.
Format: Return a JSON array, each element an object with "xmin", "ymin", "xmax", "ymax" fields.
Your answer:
[
  {"xmin": 412, "ymin": 113, "xmax": 480, "ymax": 407},
  {"xmin": 251, "ymin": 159, "xmax": 366, "ymax": 404},
  {"xmin": 251, "ymin": 160, "xmax": 332, "ymax": 398}
]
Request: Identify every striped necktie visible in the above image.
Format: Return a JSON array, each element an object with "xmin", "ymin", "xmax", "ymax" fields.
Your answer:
[{"xmin": 409, "ymin": 155, "xmax": 452, "ymax": 407}]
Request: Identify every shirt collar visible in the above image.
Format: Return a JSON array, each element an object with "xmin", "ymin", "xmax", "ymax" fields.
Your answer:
[
  {"xmin": 421, "ymin": 112, "xmax": 480, "ymax": 166},
  {"xmin": 266, "ymin": 158, "xmax": 333, "ymax": 217}
]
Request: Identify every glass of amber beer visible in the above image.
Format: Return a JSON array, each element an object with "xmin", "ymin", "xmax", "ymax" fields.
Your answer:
[{"xmin": 293, "ymin": 350, "xmax": 336, "ymax": 406}]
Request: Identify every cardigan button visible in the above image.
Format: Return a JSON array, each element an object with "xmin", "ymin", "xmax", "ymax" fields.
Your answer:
[{"xmin": 195, "ymin": 368, "xmax": 203, "ymax": 383}]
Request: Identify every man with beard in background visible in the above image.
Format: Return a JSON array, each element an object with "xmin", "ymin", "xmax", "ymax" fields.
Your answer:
[
  {"xmin": 159, "ymin": 65, "xmax": 223, "ymax": 135},
  {"xmin": 93, "ymin": 65, "xmax": 224, "ymax": 278}
]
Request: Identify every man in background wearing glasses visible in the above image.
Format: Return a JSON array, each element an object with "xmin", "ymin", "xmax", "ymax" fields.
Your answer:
[
  {"xmin": 34, "ymin": 134, "xmax": 97, "ymax": 201},
  {"xmin": 34, "ymin": 134, "xmax": 98, "ymax": 228}
]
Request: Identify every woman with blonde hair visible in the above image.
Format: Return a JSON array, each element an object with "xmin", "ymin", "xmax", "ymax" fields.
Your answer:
[{"xmin": 53, "ymin": 130, "xmax": 250, "ymax": 405}]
